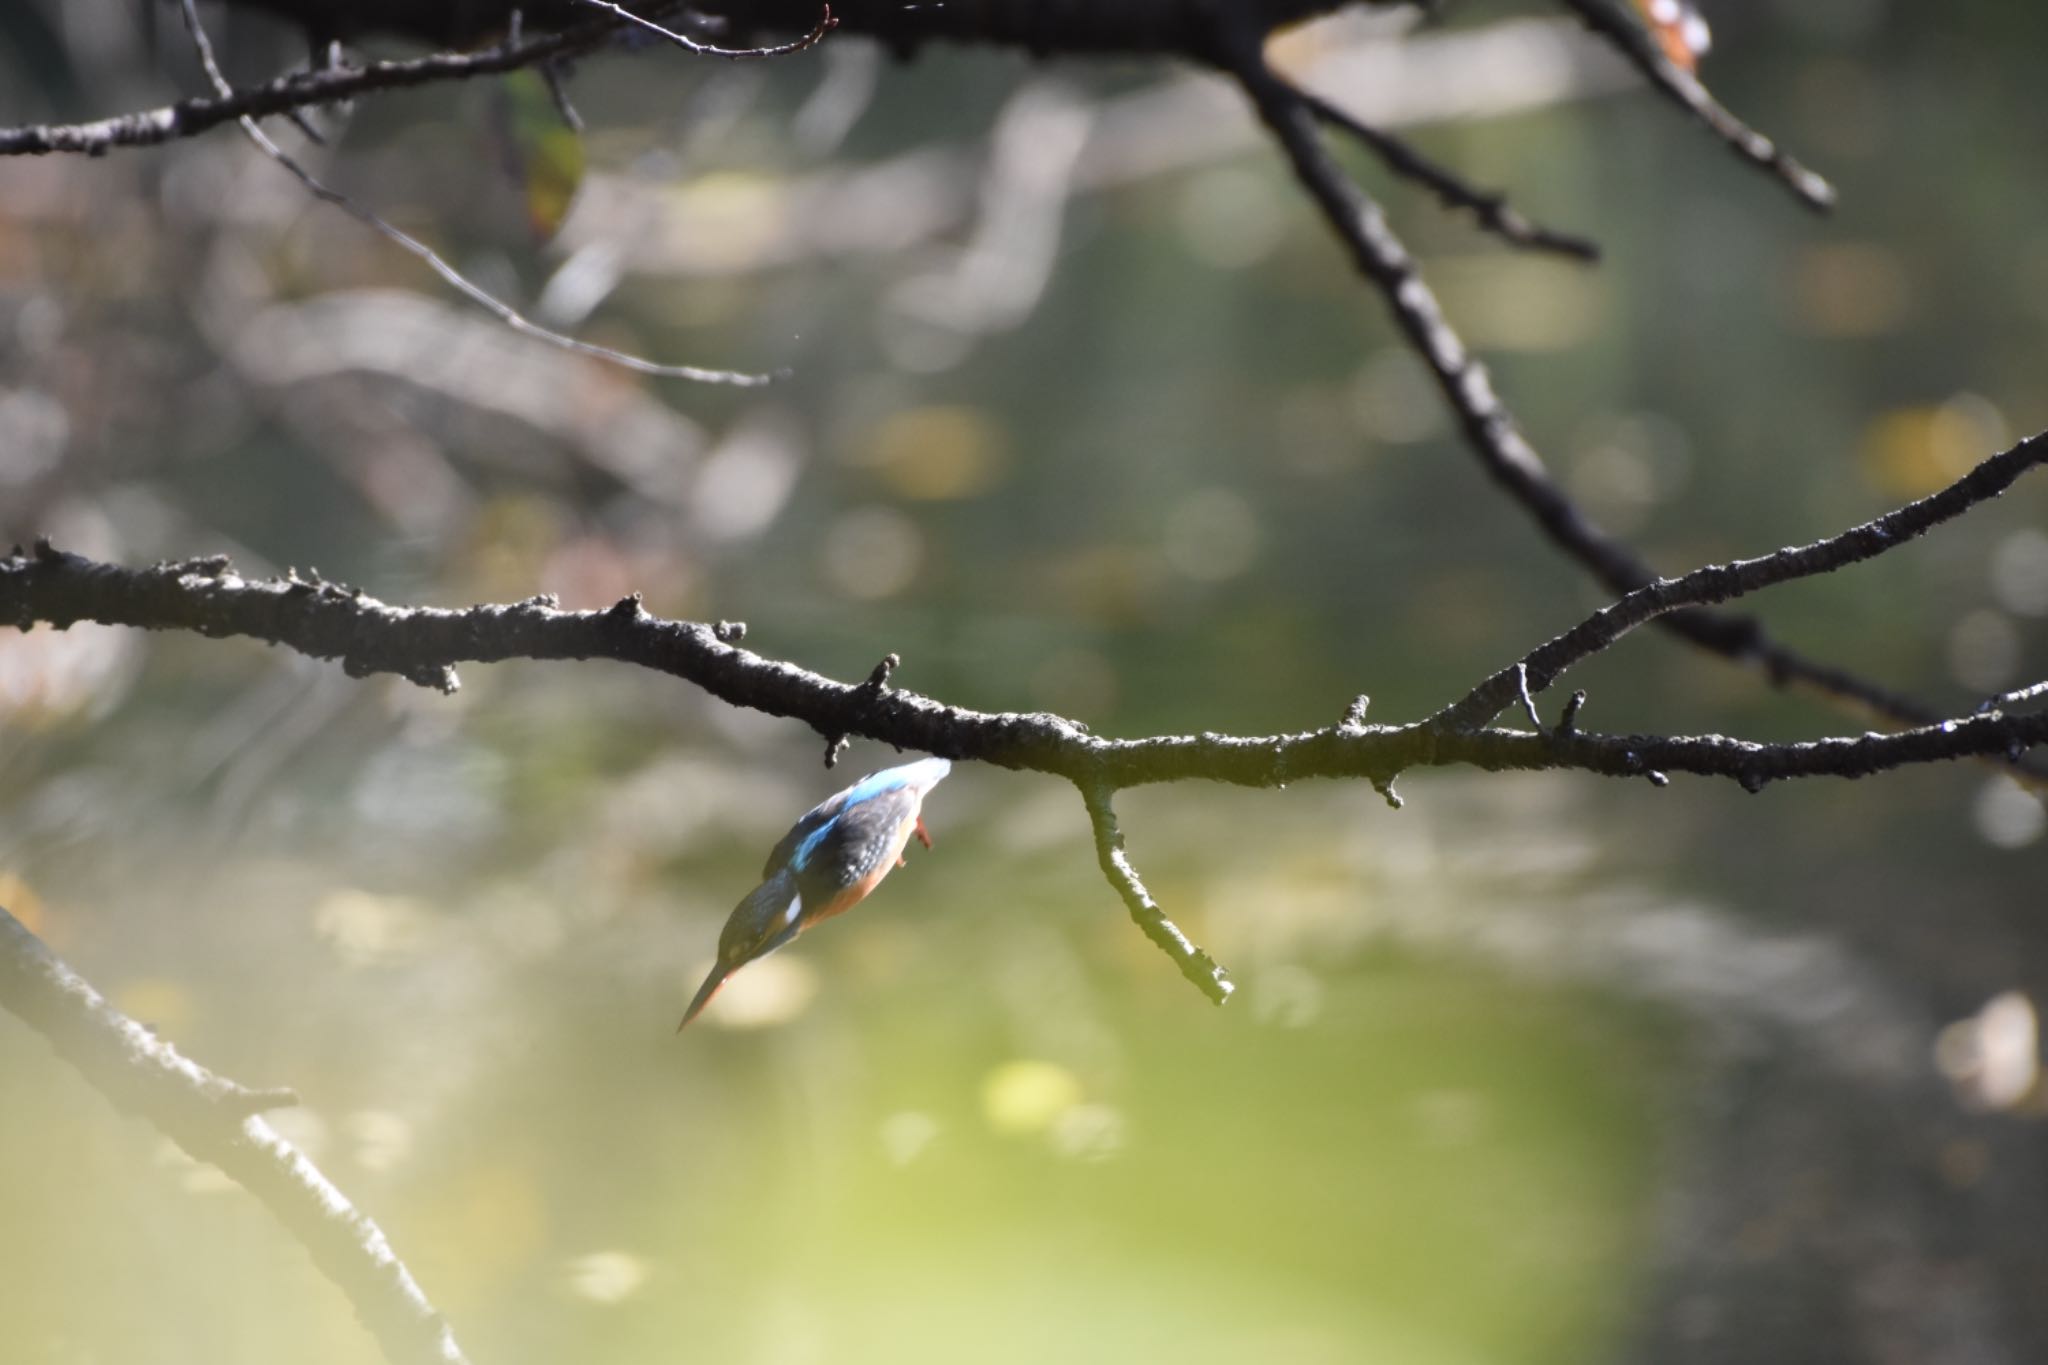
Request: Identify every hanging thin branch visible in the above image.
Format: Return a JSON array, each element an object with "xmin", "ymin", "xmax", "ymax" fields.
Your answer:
[
  {"xmin": 173, "ymin": 0, "xmax": 773, "ymax": 387},
  {"xmin": 1082, "ymin": 783, "xmax": 1235, "ymax": 1004},
  {"xmin": 0, "ymin": 905, "xmax": 470, "ymax": 1365}
]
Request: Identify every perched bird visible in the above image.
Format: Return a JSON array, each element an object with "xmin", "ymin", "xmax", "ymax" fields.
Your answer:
[{"xmin": 677, "ymin": 756, "xmax": 952, "ymax": 1031}]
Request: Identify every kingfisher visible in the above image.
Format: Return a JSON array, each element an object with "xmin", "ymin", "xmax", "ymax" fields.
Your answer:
[{"xmin": 676, "ymin": 756, "xmax": 952, "ymax": 1031}]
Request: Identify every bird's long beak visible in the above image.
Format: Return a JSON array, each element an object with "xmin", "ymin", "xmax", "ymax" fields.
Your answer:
[{"xmin": 676, "ymin": 963, "xmax": 731, "ymax": 1033}]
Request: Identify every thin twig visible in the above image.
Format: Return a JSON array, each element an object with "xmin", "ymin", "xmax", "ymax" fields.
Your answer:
[
  {"xmin": 1301, "ymin": 90, "xmax": 1600, "ymax": 261},
  {"xmin": 1981, "ymin": 679, "xmax": 2048, "ymax": 715},
  {"xmin": 1081, "ymin": 783, "xmax": 1235, "ymax": 1004},
  {"xmin": 0, "ymin": 905, "xmax": 469, "ymax": 1365},
  {"xmin": 175, "ymin": 0, "xmax": 772, "ymax": 388},
  {"xmin": 1437, "ymin": 430, "xmax": 2048, "ymax": 730},
  {"xmin": 572, "ymin": 0, "xmax": 837, "ymax": 57},
  {"xmin": 1555, "ymin": 0, "xmax": 1834, "ymax": 210}
]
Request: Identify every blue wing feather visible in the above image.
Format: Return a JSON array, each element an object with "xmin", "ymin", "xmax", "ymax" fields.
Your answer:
[{"xmin": 764, "ymin": 766, "xmax": 926, "ymax": 878}]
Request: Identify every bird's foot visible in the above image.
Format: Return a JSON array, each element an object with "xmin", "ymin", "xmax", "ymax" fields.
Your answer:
[{"xmin": 914, "ymin": 816, "xmax": 933, "ymax": 850}]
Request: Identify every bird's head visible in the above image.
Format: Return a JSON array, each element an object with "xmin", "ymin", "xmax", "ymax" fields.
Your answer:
[{"xmin": 677, "ymin": 869, "xmax": 804, "ymax": 1031}]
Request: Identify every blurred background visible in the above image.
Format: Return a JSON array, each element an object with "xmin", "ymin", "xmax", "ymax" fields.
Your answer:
[{"xmin": 1, "ymin": 1, "xmax": 2046, "ymax": 1361}]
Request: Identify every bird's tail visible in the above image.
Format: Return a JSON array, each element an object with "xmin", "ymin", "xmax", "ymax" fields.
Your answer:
[{"xmin": 676, "ymin": 964, "xmax": 730, "ymax": 1033}]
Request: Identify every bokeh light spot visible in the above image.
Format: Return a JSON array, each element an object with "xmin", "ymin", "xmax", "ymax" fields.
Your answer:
[
  {"xmin": 981, "ymin": 1059, "xmax": 1084, "ymax": 1136},
  {"xmin": 878, "ymin": 1110, "xmax": 940, "ymax": 1167},
  {"xmin": 851, "ymin": 405, "xmax": 1008, "ymax": 501},
  {"xmin": 564, "ymin": 1250, "xmax": 650, "ymax": 1305},
  {"xmin": 696, "ymin": 953, "xmax": 819, "ymax": 1030},
  {"xmin": 1972, "ymin": 776, "xmax": 2046, "ymax": 851},
  {"xmin": 1162, "ymin": 487, "xmax": 1261, "ymax": 583},
  {"xmin": 1947, "ymin": 609, "xmax": 2019, "ymax": 695},
  {"xmin": 1176, "ymin": 165, "xmax": 1288, "ymax": 270},
  {"xmin": 1990, "ymin": 528, "xmax": 2048, "ymax": 618},
  {"xmin": 821, "ymin": 505, "xmax": 926, "ymax": 600}
]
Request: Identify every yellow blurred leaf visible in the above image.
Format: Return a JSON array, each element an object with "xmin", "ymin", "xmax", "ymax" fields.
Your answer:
[
  {"xmin": 0, "ymin": 871, "xmax": 53, "ymax": 941},
  {"xmin": 851, "ymin": 405, "xmax": 1008, "ymax": 501},
  {"xmin": 1859, "ymin": 396, "xmax": 2007, "ymax": 497},
  {"xmin": 497, "ymin": 70, "xmax": 587, "ymax": 242},
  {"xmin": 114, "ymin": 977, "xmax": 196, "ymax": 1035},
  {"xmin": 1789, "ymin": 242, "xmax": 1911, "ymax": 337},
  {"xmin": 417, "ymin": 1157, "xmax": 550, "ymax": 1309}
]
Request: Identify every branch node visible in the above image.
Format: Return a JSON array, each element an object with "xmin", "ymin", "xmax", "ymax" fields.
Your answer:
[
  {"xmin": 1646, "ymin": 770, "xmax": 1670, "ymax": 788},
  {"xmin": 608, "ymin": 592, "xmax": 644, "ymax": 620},
  {"xmin": 864, "ymin": 652, "xmax": 900, "ymax": 690},
  {"xmin": 1372, "ymin": 776, "xmax": 1405, "ymax": 810},
  {"xmin": 823, "ymin": 734, "xmax": 849, "ymax": 769},
  {"xmin": 713, "ymin": 619, "xmax": 747, "ymax": 644},
  {"xmin": 411, "ymin": 663, "xmax": 461, "ymax": 694},
  {"xmin": 33, "ymin": 536, "xmax": 60, "ymax": 563},
  {"xmin": 1739, "ymin": 768, "xmax": 1770, "ymax": 795},
  {"xmin": 1341, "ymin": 694, "xmax": 1371, "ymax": 728},
  {"xmin": 1554, "ymin": 689, "xmax": 1588, "ymax": 737}
]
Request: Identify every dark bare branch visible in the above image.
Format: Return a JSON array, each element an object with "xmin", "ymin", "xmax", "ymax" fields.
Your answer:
[
  {"xmin": 3, "ymin": 535, "xmax": 2043, "ymax": 795},
  {"xmin": 1555, "ymin": 0, "xmax": 1834, "ymax": 210},
  {"xmin": 1300, "ymin": 90, "xmax": 1600, "ymax": 261},
  {"xmin": 0, "ymin": 0, "xmax": 1344, "ymax": 159},
  {"xmin": 1437, "ymin": 430, "xmax": 2048, "ymax": 731},
  {"xmin": 1208, "ymin": 11, "xmax": 1965, "ymax": 745},
  {"xmin": 0, "ymin": 905, "xmax": 469, "ymax": 1365}
]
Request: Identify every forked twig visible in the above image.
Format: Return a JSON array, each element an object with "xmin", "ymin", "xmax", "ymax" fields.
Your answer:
[{"xmin": 175, "ymin": 0, "xmax": 774, "ymax": 387}]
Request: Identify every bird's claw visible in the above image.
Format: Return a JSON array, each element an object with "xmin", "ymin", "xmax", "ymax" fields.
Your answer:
[{"xmin": 914, "ymin": 816, "xmax": 933, "ymax": 851}]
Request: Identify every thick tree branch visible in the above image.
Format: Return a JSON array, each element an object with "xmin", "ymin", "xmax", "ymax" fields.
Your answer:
[
  {"xmin": 1081, "ymin": 784, "xmax": 1234, "ymax": 1004},
  {"xmin": 3, "ymin": 524, "xmax": 2043, "ymax": 797},
  {"xmin": 0, "ymin": 0, "xmax": 1346, "ymax": 159},
  {"xmin": 0, "ymin": 905, "xmax": 469, "ymax": 1365},
  {"xmin": 5, "ymin": 492, "xmax": 2046, "ymax": 1007}
]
